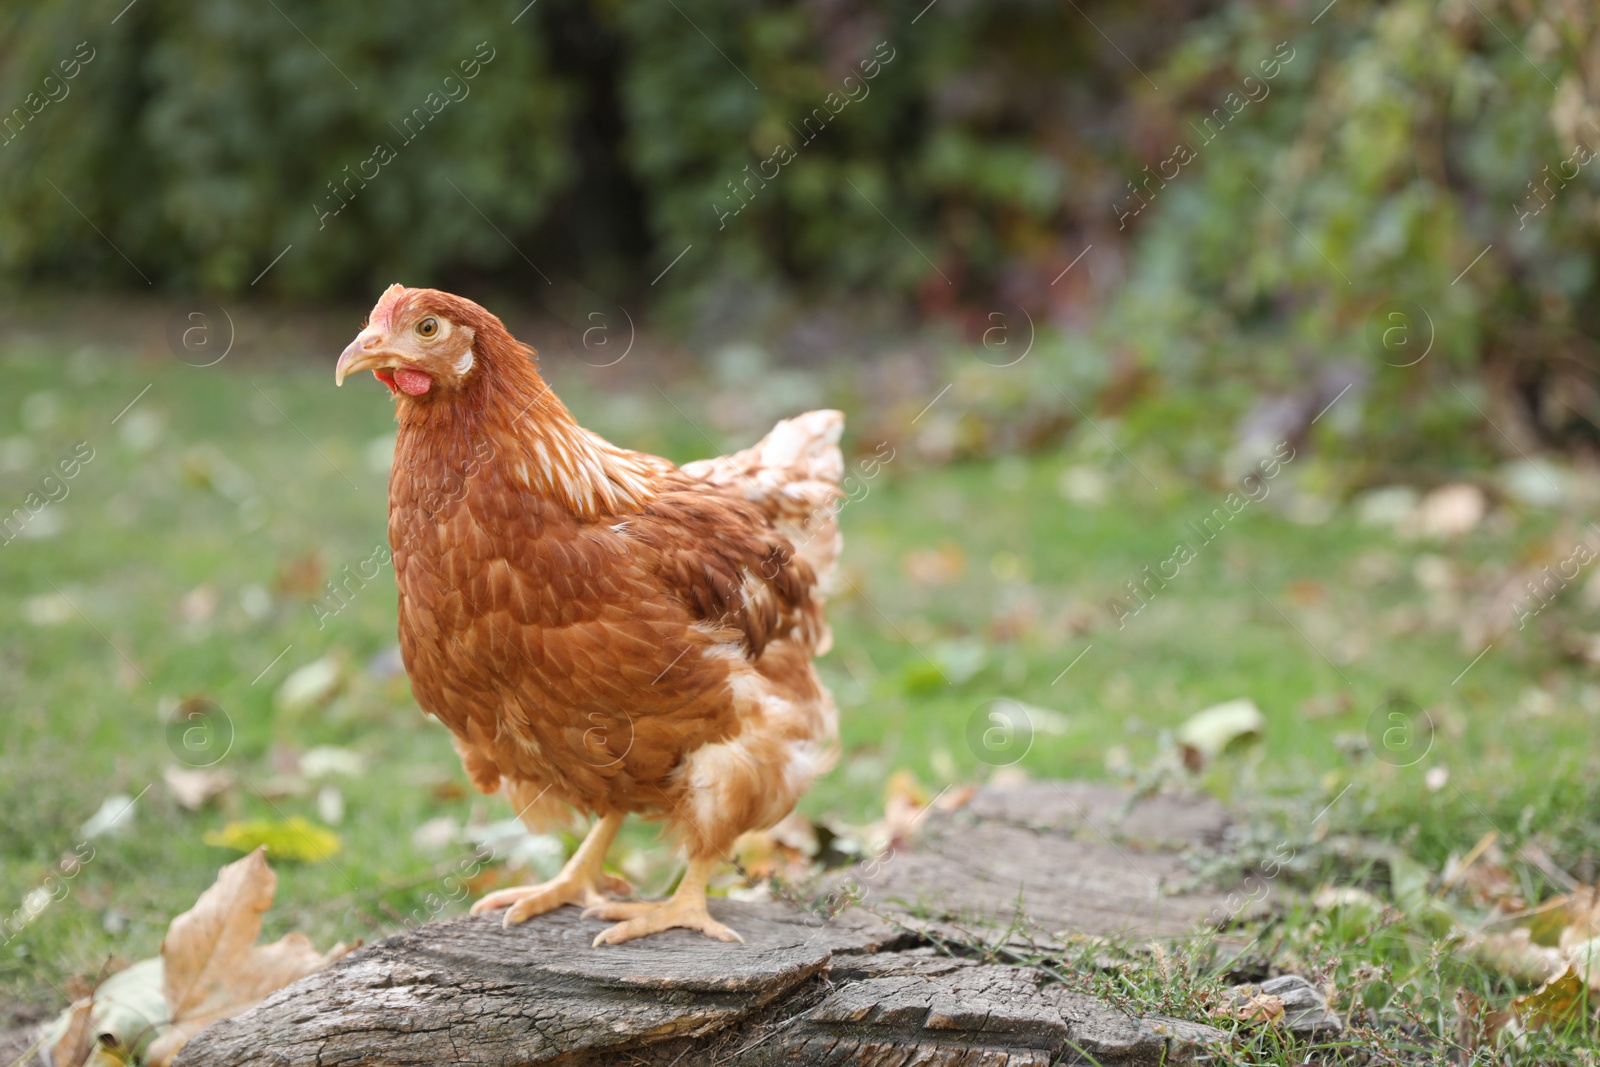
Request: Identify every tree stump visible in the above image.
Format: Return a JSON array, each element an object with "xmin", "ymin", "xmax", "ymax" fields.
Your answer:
[{"xmin": 175, "ymin": 783, "xmax": 1253, "ymax": 1066}]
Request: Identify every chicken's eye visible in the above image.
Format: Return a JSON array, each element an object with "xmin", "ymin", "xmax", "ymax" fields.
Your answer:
[{"xmin": 417, "ymin": 317, "xmax": 439, "ymax": 338}]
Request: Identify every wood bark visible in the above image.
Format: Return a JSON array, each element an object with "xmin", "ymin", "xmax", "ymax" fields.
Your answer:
[
  {"xmin": 173, "ymin": 783, "xmax": 1249, "ymax": 1066},
  {"xmin": 175, "ymin": 906, "xmax": 1228, "ymax": 1066}
]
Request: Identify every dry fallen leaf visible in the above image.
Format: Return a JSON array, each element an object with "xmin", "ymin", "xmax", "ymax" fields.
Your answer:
[
  {"xmin": 935, "ymin": 783, "xmax": 979, "ymax": 813},
  {"xmin": 766, "ymin": 810, "xmax": 819, "ymax": 855},
  {"xmin": 1216, "ymin": 992, "xmax": 1285, "ymax": 1025},
  {"xmin": 1312, "ymin": 884, "xmax": 1384, "ymax": 920},
  {"xmin": 1438, "ymin": 831, "xmax": 1518, "ymax": 908},
  {"xmin": 41, "ymin": 958, "xmax": 167, "ymax": 1067},
  {"xmin": 1407, "ymin": 483, "xmax": 1486, "ymax": 539},
  {"xmin": 1286, "ymin": 579, "xmax": 1325, "ymax": 606},
  {"xmin": 1454, "ymin": 988, "xmax": 1514, "ymax": 1053},
  {"xmin": 903, "ymin": 544, "xmax": 966, "ymax": 586},
  {"xmin": 1467, "ymin": 927, "xmax": 1565, "ymax": 985},
  {"xmin": 50, "ymin": 998, "xmax": 95, "ymax": 1067},
  {"xmin": 177, "ymin": 585, "xmax": 220, "ymax": 625},
  {"xmin": 163, "ymin": 766, "xmax": 235, "ymax": 812},
  {"xmin": 275, "ymin": 551, "xmax": 323, "ymax": 599},
  {"xmin": 275, "ymin": 657, "xmax": 343, "ymax": 713},
  {"xmin": 883, "ymin": 769, "xmax": 932, "ymax": 850},
  {"xmin": 144, "ymin": 847, "xmax": 351, "ymax": 1066},
  {"xmin": 429, "ymin": 778, "xmax": 469, "ymax": 802},
  {"xmin": 1512, "ymin": 966, "xmax": 1589, "ymax": 1031},
  {"xmin": 733, "ymin": 812, "xmax": 820, "ymax": 882},
  {"xmin": 1176, "ymin": 698, "xmax": 1265, "ymax": 771},
  {"xmin": 1470, "ymin": 884, "xmax": 1600, "ymax": 991},
  {"xmin": 1301, "ymin": 692, "xmax": 1353, "ymax": 721}
]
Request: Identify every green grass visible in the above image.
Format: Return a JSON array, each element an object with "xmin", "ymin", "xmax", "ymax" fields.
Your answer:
[
  {"xmin": 3, "ymin": 332, "xmax": 1598, "ymax": 1060},
  {"xmin": 910, "ymin": 906, "xmax": 1600, "ymax": 1065}
]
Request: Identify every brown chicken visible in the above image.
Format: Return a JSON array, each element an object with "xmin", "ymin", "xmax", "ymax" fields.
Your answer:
[{"xmin": 335, "ymin": 285, "xmax": 843, "ymax": 945}]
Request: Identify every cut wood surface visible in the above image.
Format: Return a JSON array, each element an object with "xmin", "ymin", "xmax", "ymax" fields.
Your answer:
[
  {"xmin": 168, "ymin": 782, "xmax": 1250, "ymax": 1066},
  {"xmin": 851, "ymin": 780, "xmax": 1252, "ymax": 941}
]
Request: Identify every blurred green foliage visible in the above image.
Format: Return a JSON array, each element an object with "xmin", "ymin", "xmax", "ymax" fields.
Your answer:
[
  {"xmin": 1092, "ymin": 0, "xmax": 1600, "ymax": 461},
  {"xmin": 1, "ymin": 0, "xmax": 1597, "ymax": 458},
  {"xmin": 0, "ymin": 0, "xmax": 1158, "ymax": 301},
  {"xmin": 0, "ymin": 1, "xmax": 572, "ymax": 296}
]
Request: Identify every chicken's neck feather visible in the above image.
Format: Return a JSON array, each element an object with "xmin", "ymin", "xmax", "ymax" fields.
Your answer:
[
  {"xmin": 393, "ymin": 328, "xmax": 669, "ymax": 521},
  {"xmin": 503, "ymin": 396, "xmax": 669, "ymax": 519}
]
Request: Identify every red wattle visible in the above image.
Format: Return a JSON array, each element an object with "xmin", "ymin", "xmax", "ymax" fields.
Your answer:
[{"xmin": 394, "ymin": 368, "xmax": 433, "ymax": 396}]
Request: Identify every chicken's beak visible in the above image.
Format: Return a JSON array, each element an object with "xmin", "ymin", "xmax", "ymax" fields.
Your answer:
[{"xmin": 335, "ymin": 333, "xmax": 395, "ymax": 386}]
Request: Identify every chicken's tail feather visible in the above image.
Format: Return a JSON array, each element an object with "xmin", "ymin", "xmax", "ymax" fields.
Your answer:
[
  {"xmin": 748, "ymin": 409, "xmax": 845, "ymax": 485},
  {"xmin": 682, "ymin": 408, "xmax": 846, "ymax": 596}
]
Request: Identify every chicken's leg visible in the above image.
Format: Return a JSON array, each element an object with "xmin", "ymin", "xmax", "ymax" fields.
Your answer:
[
  {"xmin": 583, "ymin": 855, "xmax": 742, "ymax": 946},
  {"xmin": 471, "ymin": 812, "xmax": 630, "ymax": 927}
]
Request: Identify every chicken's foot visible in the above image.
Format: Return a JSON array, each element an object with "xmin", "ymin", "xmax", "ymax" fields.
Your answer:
[
  {"xmin": 583, "ymin": 855, "xmax": 742, "ymax": 945},
  {"xmin": 471, "ymin": 811, "xmax": 630, "ymax": 927}
]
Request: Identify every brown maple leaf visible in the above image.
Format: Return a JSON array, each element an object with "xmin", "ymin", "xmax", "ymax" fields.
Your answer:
[{"xmin": 144, "ymin": 847, "xmax": 351, "ymax": 1065}]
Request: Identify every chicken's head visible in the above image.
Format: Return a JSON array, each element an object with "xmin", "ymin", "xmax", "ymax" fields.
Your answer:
[{"xmin": 336, "ymin": 284, "xmax": 501, "ymax": 399}]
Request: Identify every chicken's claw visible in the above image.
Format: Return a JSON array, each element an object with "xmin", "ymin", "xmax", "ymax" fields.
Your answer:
[
  {"xmin": 597, "ymin": 873, "xmax": 633, "ymax": 897},
  {"xmin": 471, "ymin": 812, "xmax": 630, "ymax": 927},
  {"xmin": 473, "ymin": 872, "xmax": 633, "ymax": 927},
  {"xmin": 580, "ymin": 899, "xmax": 659, "ymax": 921},
  {"xmin": 588, "ymin": 895, "xmax": 743, "ymax": 946}
]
